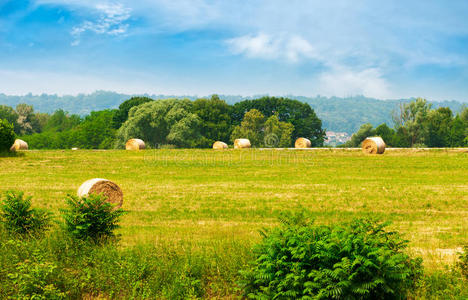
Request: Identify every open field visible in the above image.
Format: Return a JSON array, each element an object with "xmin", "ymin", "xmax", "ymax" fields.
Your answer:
[{"xmin": 1, "ymin": 148, "xmax": 467, "ymax": 269}]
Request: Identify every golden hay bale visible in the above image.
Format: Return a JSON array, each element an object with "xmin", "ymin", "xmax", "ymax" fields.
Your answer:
[
  {"xmin": 234, "ymin": 138, "xmax": 251, "ymax": 149},
  {"xmin": 362, "ymin": 137, "xmax": 386, "ymax": 154},
  {"xmin": 295, "ymin": 137, "xmax": 311, "ymax": 148},
  {"xmin": 125, "ymin": 138, "xmax": 146, "ymax": 150},
  {"xmin": 212, "ymin": 141, "xmax": 228, "ymax": 150},
  {"xmin": 77, "ymin": 178, "xmax": 123, "ymax": 208},
  {"xmin": 10, "ymin": 139, "xmax": 28, "ymax": 151}
]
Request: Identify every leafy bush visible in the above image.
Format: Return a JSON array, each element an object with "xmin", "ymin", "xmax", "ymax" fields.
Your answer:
[
  {"xmin": 0, "ymin": 118, "xmax": 15, "ymax": 152},
  {"xmin": 241, "ymin": 214, "xmax": 422, "ymax": 299},
  {"xmin": 7, "ymin": 249, "xmax": 66, "ymax": 299},
  {"xmin": 0, "ymin": 191, "xmax": 52, "ymax": 236},
  {"xmin": 459, "ymin": 245, "xmax": 468, "ymax": 279},
  {"xmin": 61, "ymin": 194, "xmax": 125, "ymax": 242}
]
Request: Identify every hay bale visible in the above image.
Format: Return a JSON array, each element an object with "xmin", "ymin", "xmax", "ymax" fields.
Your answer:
[
  {"xmin": 10, "ymin": 139, "xmax": 28, "ymax": 151},
  {"xmin": 295, "ymin": 137, "xmax": 311, "ymax": 148},
  {"xmin": 71, "ymin": 147, "xmax": 78, "ymax": 151},
  {"xmin": 125, "ymin": 138, "xmax": 146, "ymax": 150},
  {"xmin": 362, "ymin": 137, "xmax": 386, "ymax": 154},
  {"xmin": 212, "ymin": 141, "xmax": 228, "ymax": 150},
  {"xmin": 77, "ymin": 178, "xmax": 123, "ymax": 208},
  {"xmin": 234, "ymin": 138, "xmax": 251, "ymax": 149}
]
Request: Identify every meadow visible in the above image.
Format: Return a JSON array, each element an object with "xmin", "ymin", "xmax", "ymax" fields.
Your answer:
[{"xmin": 0, "ymin": 148, "xmax": 467, "ymax": 298}]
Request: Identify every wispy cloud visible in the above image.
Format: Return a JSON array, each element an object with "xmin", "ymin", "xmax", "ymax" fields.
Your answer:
[{"xmin": 70, "ymin": 2, "xmax": 131, "ymax": 46}]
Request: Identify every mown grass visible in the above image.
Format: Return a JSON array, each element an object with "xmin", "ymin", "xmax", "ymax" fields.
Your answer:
[{"xmin": 0, "ymin": 149, "xmax": 467, "ymax": 298}]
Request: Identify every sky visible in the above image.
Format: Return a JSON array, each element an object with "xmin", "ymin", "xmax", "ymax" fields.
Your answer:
[{"xmin": 0, "ymin": 0, "xmax": 467, "ymax": 101}]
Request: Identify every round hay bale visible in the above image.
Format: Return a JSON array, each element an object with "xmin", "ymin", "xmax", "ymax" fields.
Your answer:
[
  {"xmin": 10, "ymin": 139, "xmax": 28, "ymax": 151},
  {"xmin": 212, "ymin": 141, "xmax": 228, "ymax": 150},
  {"xmin": 125, "ymin": 138, "xmax": 145, "ymax": 150},
  {"xmin": 71, "ymin": 147, "xmax": 78, "ymax": 151},
  {"xmin": 77, "ymin": 178, "xmax": 123, "ymax": 208},
  {"xmin": 362, "ymin": 137, "xmax": 386, "ymax": 154},
  {"xmin": 234, "ymin": 138, "xmax": 251, "ymax": 149},
  {"xmin": 295, "ymin": 137, "xmax": 311, "ymax": 148}
]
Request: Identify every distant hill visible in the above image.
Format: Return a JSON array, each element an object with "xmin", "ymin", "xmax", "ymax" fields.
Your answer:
[{"xmin": 0, "ymin": 91, "xmax": 465, "ymax": 134}]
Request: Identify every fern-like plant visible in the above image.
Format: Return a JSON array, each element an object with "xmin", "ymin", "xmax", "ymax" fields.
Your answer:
[
  {"xmin": 0, "ymin": 191, "xmax": 52, "ymax": 236},
  {"xmin": 241, "ymin": 213, "xmax": 422, "ymax": 299}
]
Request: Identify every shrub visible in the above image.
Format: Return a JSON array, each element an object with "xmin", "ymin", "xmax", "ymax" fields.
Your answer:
[
  {"xmin": 0, "ymin": 118, "xmax": 15, "ymax": 152},
  {"xmin": 0, "ymin": 191, "xmax": 52, "ymax": 236},
  {"xmin": 459, "ymin": 245, "xmax": 468, "ymax": 280},
  {"xmin": 61, "ymin": 194, "xmax": 125, "ymax": 242},
  {"xmin": 7, "ymin": 249, "xmax": 66, "ymax": 299},
  {"xmin": 241, "ymin": 213, "xmax": 422, "ymax": 299}
]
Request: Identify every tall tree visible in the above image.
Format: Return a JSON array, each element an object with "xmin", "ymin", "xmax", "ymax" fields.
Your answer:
[
  {"xmin": 343, "ymin": 123, "xmax": 376, "ymax": 147},
  {"xmin": 112, "ymin": 96, "xmax": 154, "ymax": 129},
  {"xmin": 44, "ymin": 109, "xmax": 81, "ymax": 132},
  {"xmin": 375, "ymin": 123, "xmax": 395, "ymax": 146},
  {"xmin": 192, "ymin": 95, "xmax": 232, "ymax": 147},
  {"xmin": 15, "ymin": 104, "xmax": 40, "ymax": 135},
  {"xmin": 230, "ymin": 109, "xmax": 265, "ymax": 147},
  {"xmin": 426, "ymin": 107, "xmax": 453, "ymax": 147},
  {"xmin": 0, "ymin": 105, "xmax": 19, "ymax": 134},
  {"xmin": 393, "ymin": 98, "xmax": 431, "ymax": 147},
  {"xmin": 115, "ymin": 99, "xmax": 201, "ymax": 148},
  {"xmin": 264, "ymin": 113, "xmax": 295, "ymax": 147},
  {"xmin": 231, "ymin": 97, "xmax": 325, "ymax": 146}
]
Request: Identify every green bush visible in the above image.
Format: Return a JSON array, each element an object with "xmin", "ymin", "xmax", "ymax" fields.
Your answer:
[
  {"xmin": 61, "ymin": 194, "xmax": 125, "ymax": 242},
  {"xmin": 241, "ymin": 214, "xmax": 422, "ymax": 299},
  {"xmin": 0, "ymin": 118, "xmax": 15, "ymax": 152},
  {"xmin": 459, "ymin": 245, "xmax": 468, "ymax": 279},
  {"xmin": 7, "ymin": 249, "xmax": 66, "ymax": 299},
  {"xmin": 0, "ymin": 191, "xmax": 52, "ymax": 236}
]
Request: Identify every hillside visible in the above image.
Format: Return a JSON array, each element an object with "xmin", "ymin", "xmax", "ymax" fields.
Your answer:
[{"xmin": 0, "ymin": 92, "xmax": 465, "ymax": 134}]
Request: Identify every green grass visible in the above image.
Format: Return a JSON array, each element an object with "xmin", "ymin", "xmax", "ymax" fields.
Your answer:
[{"xmin": 0, "ymin": 149, "xmax": 467, "ymax": 297}]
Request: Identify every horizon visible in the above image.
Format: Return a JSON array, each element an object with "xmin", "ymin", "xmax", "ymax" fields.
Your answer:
[
  {"xmin": 0, "ymin": 90, "xmax": 466, "ymax": 104},
  {"xmin": 1, "ymin": 1, "xmax": 468, "ymax": 101}
]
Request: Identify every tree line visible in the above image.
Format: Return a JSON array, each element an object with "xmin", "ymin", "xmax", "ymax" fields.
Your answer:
[
  {"xmin": 343, "ymin": 98, "xmax": 468, "ymax": 148},
  {"xmin": 0, "ymin": 96, "xmax": 326, "ymax": 149}
]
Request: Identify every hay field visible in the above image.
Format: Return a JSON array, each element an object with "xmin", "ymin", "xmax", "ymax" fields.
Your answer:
[{"xmin": 1, "ymin": 149, "xmax": 467, "ymax": 268}]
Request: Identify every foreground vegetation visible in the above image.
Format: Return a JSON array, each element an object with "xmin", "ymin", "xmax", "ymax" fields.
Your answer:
[{"xmin": 0, "ymin": 149, "xmax": 467, "ymax": 298}]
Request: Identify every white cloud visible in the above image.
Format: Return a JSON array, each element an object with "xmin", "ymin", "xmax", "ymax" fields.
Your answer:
[
  {"xmin": 226, "ymin": 33, "xmax": 319, "ymax": 63},
  {"xmin": 317, "ymin": 67, "xmax": 393, "ymax": 99},
  {"xmin": 69, "ymin": 2, "xmax": 131, "ymax": 45}
]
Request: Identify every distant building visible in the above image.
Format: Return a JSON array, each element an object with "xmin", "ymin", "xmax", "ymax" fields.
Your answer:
[{"xmin": 324, "ymin": 131, "xmax": 351, "ymax": 146}]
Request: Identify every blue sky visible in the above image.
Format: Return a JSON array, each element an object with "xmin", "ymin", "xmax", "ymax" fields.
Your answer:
[{"xmin": 0, "ymin": 0, "xmax": 467, "ymax": 101}]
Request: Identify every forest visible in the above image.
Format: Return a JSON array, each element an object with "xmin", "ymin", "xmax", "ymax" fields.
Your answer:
[
  {"xmin": 344, "ymin": 98, "xmax": 468, "ymax": 148},
  {"xmin": 0, "ymin": 96, "xmax": 326, "ymax": 149}
]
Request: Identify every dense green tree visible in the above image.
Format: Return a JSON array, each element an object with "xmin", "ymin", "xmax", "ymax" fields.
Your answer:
[
  {"xmin": 15, "ymin": 104, "xmax": 40, "ymax": 135},
  {"xmin": 35, "ymin": 112, "xmax": 50, "ymax": 133},
  {"xmin": 230, "ymin": 109, "xmax": 265, "ymax": 147},
  {"xmin": 192, "ymin": 95, "xmax": 232, "ymax": 147},
  {"xmin": 343, "ymin": 123, "xmax": 375, "ymax": 147},
  {"xmin": 0, "ymin": 105, "xmax": 19, "ymax": 134},
  {"xmin": 375, "ymin": 123, "xmax": 395, "ymax": 146},
  {"xmin": 0, "ymin": 119, "xmax": 15, "ymax": 152},
  {"xmin": 77, "ymin": 110, "xmax": 116, "ymax": 149},
  {"xmin": 393, "ymin": 98, "xmax": 431, "ymax": 147},
  {"xmin": 112, "ymin": 97, "xmax": 154, "ymax": 129},
  {"xmin": 115, "ymin": 99, "xmax": 201, "ymax": 148},
  {"xmin": 44, "ymin": 109, "xmax": 81, "ymax": 132},
  {"xmin": 447, "ymin": 116, "xmax": 466, "ymax": 147},
  {"xmin": 264, "ymin": 113, "xmax": 295, "ymax": 147},
  {"xmin": 426, "ymin": 107, "xmax": 453, "ymax": 147},
  {"xmin": 231, "ymin": 97, "xmax": 325, "ymax": 146}
]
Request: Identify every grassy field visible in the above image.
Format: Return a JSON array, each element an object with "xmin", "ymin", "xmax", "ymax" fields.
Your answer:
[{"xmin": 1, "ymin": 148, "xmax": 466, "ymax": 269}]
